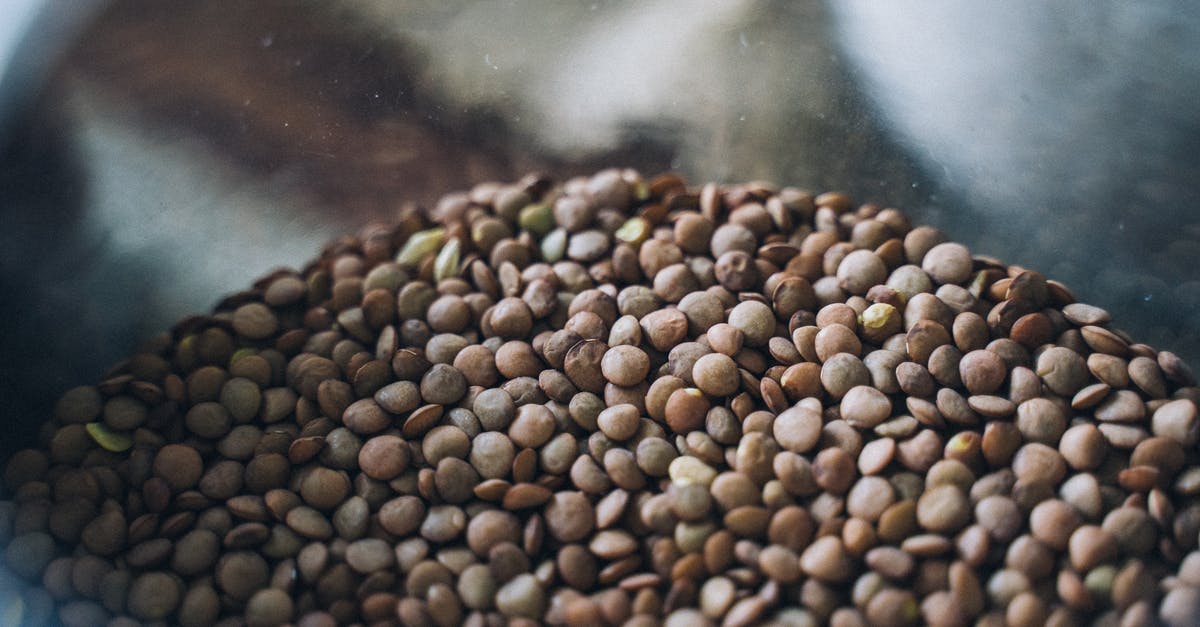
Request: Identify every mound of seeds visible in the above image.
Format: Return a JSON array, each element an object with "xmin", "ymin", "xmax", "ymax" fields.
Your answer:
[{"xmin": 3, "ymin": 169, "xmax": 1200, "ymax": 627}]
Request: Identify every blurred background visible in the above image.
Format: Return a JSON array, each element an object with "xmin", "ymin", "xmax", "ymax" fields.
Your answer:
[{"xmin": 1, "ymin": 0, "xmax": 1198, "ymax": 457}]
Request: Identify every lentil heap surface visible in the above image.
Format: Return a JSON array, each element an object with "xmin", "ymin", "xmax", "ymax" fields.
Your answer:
[{"xmin": 2, "ymin": 169, "xmax": 1200, "ymax": 627}]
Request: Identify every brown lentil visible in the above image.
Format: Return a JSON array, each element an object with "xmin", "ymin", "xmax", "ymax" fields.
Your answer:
[
  {"xmin": 4, "ymin": 171, "xmax": 1200, "ymax": 626},
  {"xmin": 840, "ymin": 385, "xmax": 893, "ymax": 429},
  {"xmin": 692, "ymin": 353, "xmax": 740, "ymax": 397},
  {"xmin": 601, "ymin": 344, "xmax": 651, "ymax": 387}
]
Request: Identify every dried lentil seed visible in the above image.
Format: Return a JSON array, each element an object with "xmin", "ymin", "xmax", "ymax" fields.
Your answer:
[{"xmin": 6, "ymin": 170, "xmax": 1200, "ymax": 626}]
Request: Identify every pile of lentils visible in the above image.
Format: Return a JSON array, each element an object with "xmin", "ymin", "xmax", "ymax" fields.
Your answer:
[{"xmin": 3, "ymin": 169, "xmax": 1200, "ymax": 627}]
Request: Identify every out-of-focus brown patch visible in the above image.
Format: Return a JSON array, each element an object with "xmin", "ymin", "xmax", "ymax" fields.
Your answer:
[{"xmin": 59, "ymin": 0, "xmax": 660, "ymax": 217}]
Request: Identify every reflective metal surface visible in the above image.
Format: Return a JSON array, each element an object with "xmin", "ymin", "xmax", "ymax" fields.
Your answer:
[{"xmin": 1, "ymin": 0, "xmax": 1198, "ymax": 455}]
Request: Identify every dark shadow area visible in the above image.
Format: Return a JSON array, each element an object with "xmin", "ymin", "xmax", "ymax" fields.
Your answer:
[{"xmin": 0, "ymin": 102, "xmax": 90, "ymax": 458}]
